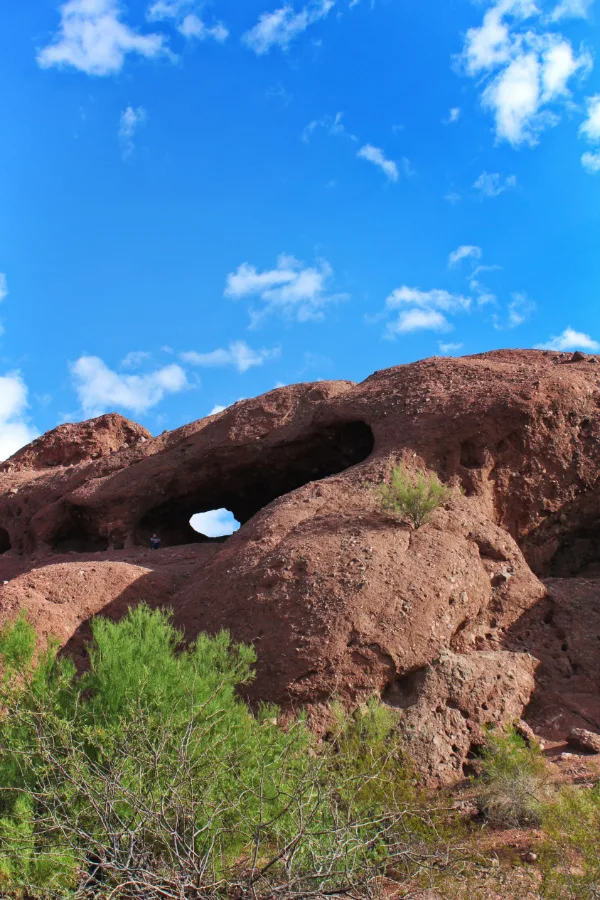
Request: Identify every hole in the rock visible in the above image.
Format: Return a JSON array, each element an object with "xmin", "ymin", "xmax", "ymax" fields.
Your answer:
[
  {"xmin": 460, "ymin": 440, "xmax": 486, "ymax": 470},
  {"xmin": 135, "ymin": 420, "xmax": 375, "ymax": 548},
  {"xmin": 382, "ymin": 667, "xmax": 426, "ymax": 710},
  {"xmin": 0, "ymin": 527, "xmax": 11, "ymax": 554},
  {"xmin": 190, "ymin": 509, "xmax": 240, "ymax": 542},
  {"xmin": 50, "ymin": 507, "xmax": 109, "ymax": 554}
]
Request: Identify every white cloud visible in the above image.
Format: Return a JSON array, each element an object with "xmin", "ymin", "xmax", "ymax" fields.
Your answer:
[
  {"xmin": 445, "ymin": 107, "xmax": 461, "ymax": 123},
  {"xmin": 37, "ymin": 0, "xmax": 168, "ymax": 76},
  {"xmin": 181, "ymin": 341, "xmax": 280, "ymax": 373},
  {"xmin": 119, "ymin": 106, "xmax": 147, "ymax": 159},
  {"xmin": 70, "ymin": 355, "xmax": 187, "ymax": 416},
  {"xmin": 386, "ymin": 286, "xmax": 471, "ymax": 313},
  {"xmin": 302, "ymin": 111, "xmax": 358, "ymax": 143},
  {"xmin": 357, "ymin": 144, "xmax": 399, "ymax": 182},
  {"xmin": 445, "ymin": 191, "xmax": 462, "ymax": 204},
  {"xmin": 243, "ymin": 0, "xmax": 335, "ymax": 54},
  {"xmin": 582, "ymin": 150, "xmax": 600, "ymax": 172},
  {"xmin": 388, "ymin": 309, "xmax": 451, "ymax": 334},
  {"xmin": 439, "ymin": 341, "xmax": 464, "ymax": 354},
  {"xmin": 460, "ymin": 1, "xmax": 592, "ymax": 146},
  {"xmin": 0, "ymin": 274, "xmax": 7, "ymax": 303},
  {"xmin": 507, "ymin": 291, "xmax": 534, "ymax": 326},
  {"xmin": 147, "ymin": 1, "xmax": 228, "ymax": 41},
  {"xmin": 483, "ymin": 52, "xmax": 541, "ymax": 144},
  {"xmin": 0, "ymin": 372, "xmax": 38, "ymax": 461},
  {"xmin": 209, "ymin": 404, "xmax": 227, "ymax": 415},
  {"xmin": 448, "ymin": 245, "xmax": 482, "ymax": 267},
  {"xmin": 473, "ymin": 171, "xmax": 517, "ymax": 197},
  {"xmin": 536, "ymin": 326, "xmax": 600, "ymax": 350},
  {"xmin": 550, "ymin": 0, "xmax": 594, "ymax": 20},
  {"xmin": 542, "ymin": 41, "xmax": 586, "ymax": 99},
  {"xmin": 190, "ymin": 508, "xmax": 240, "ymax": 537},
  {"xmin": 578, "ymin": 96, "xmax": 600, "ymax": 172},
  {"xmin": 180, "ymin": 14, "xmax": 228, "ymax": 40},
  {"xmin": 382, "ymin": 286, "xmax": 471, "ymax": 337},
  {"xmin": 121, "ymin": 350, "xmax": 152, "ymax": 369},
  {"xmin": 580, "ymin": 95, "xmax": 600, "ymax": 141},
  {"xmin": 225, "ymin": 254, "xmax": 345, "ymax": 323}
]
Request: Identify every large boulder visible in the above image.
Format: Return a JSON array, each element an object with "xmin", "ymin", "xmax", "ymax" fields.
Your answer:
[{"xmin": 2, "ymin": 350, "xmax": 600, "ymax": 780}]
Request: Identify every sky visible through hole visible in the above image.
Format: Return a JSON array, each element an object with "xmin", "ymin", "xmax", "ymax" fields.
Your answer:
[
  {"xmin": 1, "ymin": 0, "xmax": 600, "ymax": 461},
  {"xmin": 190, "ymin": 510, "xmax": 241, "ymax": 538}
]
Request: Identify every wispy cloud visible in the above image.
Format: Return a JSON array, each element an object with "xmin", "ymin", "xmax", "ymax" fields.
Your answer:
[
  {"xmin": 579, "ymin": 95, "xmax": 600, "ymax": 173},
  {"xmin": 70, "ymin": 356, "xmax": 187, "ymax": 416},
  {"xmin": 225, "ymin": 254, "xmax": 346, "ymax": 324},
  {"xmin": 535, "ymin": 326, "xmax": 600, "ymax": 351},
  {"xmin": 0, "ymin": 274, "xmax": 7, "ymax": 303},
  {"xmin": 382, "ymin": 286, "xmax": 471, "ymax": 335},
  {"xmin": 550, "ymin": 0, "xmax": 594, "ymax": 21},
  {"xmin": 121, "ymin": 350, "xmax": 153, "ymax": 369},
  {"xmin": 439, "ymin": 341, "xmax": 464, "ymax": 355},
  {"xmin": 460, "ymin": 0, "xmax": 592, "ymax": 146},
  {"xmin": 302, "ymin": 111, "xmax": 357, "ymax": 143},
  {"xmin": 181, "ymin": 341, "xmax": 280, "ymax": 373},
  {"xmin": 0, "ymin": 372, "xmax": 38, "ymax": 461},
  {"xmin": 147, "ymin": 0, "xmax": 229, "ymax": 42},
  {"xmin": 357, "ymin": 144, "xmax": 399, "ymax": 182},
  {"xmin": 37, "ymin": 0, "xmax": 168, "ymax": 76},
  {"xmin": 119, "ymin": 106, "xmax": 147, "ymax": 159},
  {"xmin": 473, "ymin": 171, "xmax": 517, "ymax": 198},
  {"xmin": 445, "ymin": 107, "xmax": 461, "ymax": 124},
  {"xmin": 243, "ymin": 0, "xmax": 335, "ymax": 54},
  {"xmin": 448, "ymin": 245, "xmax": 482, "ymax": 268}
]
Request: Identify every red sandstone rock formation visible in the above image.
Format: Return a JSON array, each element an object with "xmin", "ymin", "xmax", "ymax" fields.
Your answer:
[{"xmin": 2, "ymin": 349, "xmax": 600, "ymax": 781}]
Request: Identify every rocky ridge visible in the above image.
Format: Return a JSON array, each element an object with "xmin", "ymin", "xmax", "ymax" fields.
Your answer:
[{"xmin": 2, "ymin": 349, "xmax": 600, "ymax": 782}]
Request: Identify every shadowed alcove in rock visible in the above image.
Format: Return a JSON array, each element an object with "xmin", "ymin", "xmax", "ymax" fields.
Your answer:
[
  {"xmin": 135, "ymin": 421, "xmax": 375, "ymax": 548},
  {"xmin": 0, "ymin": 527, "xmax": 11, "ymax": 554}
]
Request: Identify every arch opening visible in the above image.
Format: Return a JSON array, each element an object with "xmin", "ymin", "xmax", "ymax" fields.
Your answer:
[
  {"xmin": 135, "ymin": 420, "xmax": 374, "ymax": 549},
  {"xmin": 0, "ymin": 527, "xmax": 11, "ymax": 555},
  {"xmin": 190, "ymin": 509, "xmax": 240, "ymax": 542}
]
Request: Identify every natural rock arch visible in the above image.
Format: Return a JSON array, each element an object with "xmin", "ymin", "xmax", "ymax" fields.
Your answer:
[{"xmin": 134, "ymin": 421, "xmax": 375, "ymax": 548}]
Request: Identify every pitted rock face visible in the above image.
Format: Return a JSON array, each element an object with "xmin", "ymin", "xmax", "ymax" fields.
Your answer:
[
  {"xmin": 1, "ymin": 413, "xmax": 152, "ymax": 473},
  {"xmin": 2, "ymin": 349, "xmax": 600, "ymax": 782}
]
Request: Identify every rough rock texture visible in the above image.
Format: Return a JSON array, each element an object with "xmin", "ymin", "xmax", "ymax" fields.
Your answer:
[
  {"xmin": 567, "ymin": 728, "xmax": 600, "ymax": 754},
  {"xmin": 2, "ymin": 350, "xmax": 600, "ymax": 781},
  {"xmin": 505, "ymin": 577, "xmax": 600, "ymax": 739},
  {"xmin": 1, "ymin": 414, "xmax": 151, "ymax": 474},
  {"xmin": 386, "ymin": 651, "xmax": 538, "ymax": 783}
]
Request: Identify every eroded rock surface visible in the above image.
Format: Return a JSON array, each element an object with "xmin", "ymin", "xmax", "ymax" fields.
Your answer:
[
  {"xmin": 2, "ymin": 350, "xmax": 600, "ymax": 780},
  {"xmin": 388, "ymin": 651, "xmax": 538, "ymax": 783}
]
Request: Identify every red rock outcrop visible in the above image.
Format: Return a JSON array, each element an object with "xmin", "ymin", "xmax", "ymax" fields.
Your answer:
[
  {"xmin": 2, "ymin": 349, "xmax": 600, "ymax": 780},
  {"xmin": 1, "ymin": 414, "xmax": 151, "ymax": 474}
]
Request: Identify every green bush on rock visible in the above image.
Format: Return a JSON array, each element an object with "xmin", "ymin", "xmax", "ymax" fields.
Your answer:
[{"xmin": 378, "ymin": 465, "xmax": 452, "ymax": 529}]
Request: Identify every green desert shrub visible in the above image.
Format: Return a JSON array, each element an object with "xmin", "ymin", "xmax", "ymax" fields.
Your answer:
[
  {"xmin": 473, "ymin": 726, "xmax": 553, "ymax": 828},
  {"xmin": 378, "ymin": 465, "xmax": 452, "ymax": 529},
  {"xmin": 0, "ymin": 605, "xmax": 451, "ymax": 899}
]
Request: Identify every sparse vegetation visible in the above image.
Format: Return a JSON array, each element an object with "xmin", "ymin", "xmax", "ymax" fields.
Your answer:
[
  {"xmin": 378, "ymin": 464, "xmax": 452, "ymax": 528},
  {"xmin": 473, "ymin": 726, "xmax": 553, "ymax": 828},
  {"xmin": 0, "ymin": 606, "xmax": 452, "ymax": 899},
  {"xmin": 541, "ymin": 783, "xmax": 600, "ymax": 898}
]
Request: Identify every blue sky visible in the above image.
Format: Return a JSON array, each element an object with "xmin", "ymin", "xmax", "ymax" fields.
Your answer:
[{"xmin": 1, "ymin": 0, "xmax": 600, "ymax": 460}]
